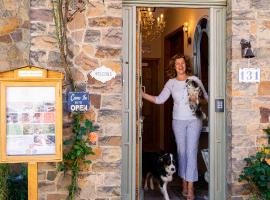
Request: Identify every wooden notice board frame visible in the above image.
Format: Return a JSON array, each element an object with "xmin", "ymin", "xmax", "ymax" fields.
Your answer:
[
  {"xmin": 0, "ymin": 66, "xmax": 63, "ymax": 163},
  {"xmin": 0, "ymin": 66, "xmax": 64, "ymax": 200}
]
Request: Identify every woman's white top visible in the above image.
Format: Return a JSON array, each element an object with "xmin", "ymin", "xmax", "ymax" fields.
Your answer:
[{"xmin": 154, "ymin": 76, "xmax": 208, "ymax": 120}]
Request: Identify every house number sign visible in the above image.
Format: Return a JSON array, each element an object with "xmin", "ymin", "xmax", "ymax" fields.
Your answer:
[
  {"xmin": 239, "ymin": 68, "xmax": 260, "ymax": 83},
  {"xmin": 90, "ymin": 65, "xmax": 116, "ymax": 83}
]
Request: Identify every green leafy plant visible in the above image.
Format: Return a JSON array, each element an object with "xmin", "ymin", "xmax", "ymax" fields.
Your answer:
[
  {"xmin": 239, "ymin": 128, "xmax": 270, "ymax": 200},
  {"xmin": 0, "ymin": 164, "xmax": 9, "ymax": 200},
  {"xmin": 58, "ymin": 114, "xmax": 95, "ymax": 199},
  {"xmin": 52, "ymin": 1, "xmax": 96, "ymax": 199}
]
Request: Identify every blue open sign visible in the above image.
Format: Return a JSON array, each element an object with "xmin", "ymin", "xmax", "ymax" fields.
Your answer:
[{"xmin": 67, "ymin": 92, "xmax": 90, "ymax": 112}]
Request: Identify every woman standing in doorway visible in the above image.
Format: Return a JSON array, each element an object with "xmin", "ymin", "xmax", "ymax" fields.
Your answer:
[{"xmin": 142, "ymin": 54, "xmax": 208, "ymax": 200}]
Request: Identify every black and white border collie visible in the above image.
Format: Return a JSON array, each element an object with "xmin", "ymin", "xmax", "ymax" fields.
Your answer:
[{"xmin": 143, "ymin": 153, "xmax": 176, "ymax": 200}]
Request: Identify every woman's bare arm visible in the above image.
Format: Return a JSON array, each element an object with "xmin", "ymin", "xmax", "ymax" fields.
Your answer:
[{"xmin": 142, "ymin": 91, "xmax": 156, "ymax": 103}]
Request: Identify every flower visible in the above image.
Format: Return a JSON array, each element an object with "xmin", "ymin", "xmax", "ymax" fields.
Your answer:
[
  {"xmin": 264, "ymin": 148, "xmax": 270, "ymax": 165},
  {"xmin": 88, "ymin": 132, "xmax": 97, "ymax": 143}
]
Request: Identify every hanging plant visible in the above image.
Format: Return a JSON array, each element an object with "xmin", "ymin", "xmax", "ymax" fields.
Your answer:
[{"xmin": 52, "ymin": 0, "xmax": 95, "ymax": 199}]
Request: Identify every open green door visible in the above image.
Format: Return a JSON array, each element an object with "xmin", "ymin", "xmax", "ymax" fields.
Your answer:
[
  {"xmin": 122, "ymin": 5, "xmax": 137, "ymax": 200},
  {"xmin": 122, "ymin": 2, "xmax": 227, "ymax": 200}
]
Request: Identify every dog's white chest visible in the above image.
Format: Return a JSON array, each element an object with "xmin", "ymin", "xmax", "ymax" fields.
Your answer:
[{"xmin": 161, "ymin": 174, "xmax": 173, "ymax": 183}]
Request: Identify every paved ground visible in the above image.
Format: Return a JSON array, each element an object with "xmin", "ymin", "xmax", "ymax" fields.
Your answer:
[{"xmin": 143, "ymin": 176, "xmax": 208, "ymax": 200}]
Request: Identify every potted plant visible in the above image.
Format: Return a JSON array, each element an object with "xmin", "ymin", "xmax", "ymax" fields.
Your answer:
[{"xmin": 239, "ymin": 128, "xmax": 270, "ymax": 200}]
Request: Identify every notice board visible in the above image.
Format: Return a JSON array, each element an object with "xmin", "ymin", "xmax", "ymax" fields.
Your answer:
[{"xmin": 0, "ymin": 66, "xmax": 63, "ymax": 163}]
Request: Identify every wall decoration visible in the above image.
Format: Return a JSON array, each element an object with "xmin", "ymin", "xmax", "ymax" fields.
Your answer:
[
  {"xmin": 90, "ymin": 65, "xmax": 117, "ymax": 83},
  {"xmin": 67, "ymin": 92, "xmax": 90, "ymax": 112}
]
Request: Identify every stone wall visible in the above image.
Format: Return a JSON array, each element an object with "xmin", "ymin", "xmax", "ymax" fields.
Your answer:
[
  {"xmin": 0, "ymin": 0, "xmax": 30, "ymax": 71},
  {"xmin": 227, "ymin": 0, "xmax": 270, "ymax": 199},
  {"xmin": 28, "ymin": 0, "xmax": 122, "ymax": 199},
  {"xmin": 2, "ymin": 0, "xmax": 270, "ymax": 199}
]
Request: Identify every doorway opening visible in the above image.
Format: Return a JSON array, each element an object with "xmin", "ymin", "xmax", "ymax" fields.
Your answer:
[{"xmin": 140, "ymin": 7, "xmax": 209, "ymax": 199}]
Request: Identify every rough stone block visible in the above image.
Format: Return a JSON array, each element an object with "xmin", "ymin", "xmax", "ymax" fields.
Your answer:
[
  {"xmin": 260, "ymin": 107, "xmax": 270, "ymax": 123},
  {"xmin": 103, "ymin": 123, "xmax": 121, "ymax": 136},
  {"xmin": 74, "ymin": 52, "xmax": 99, "ymax": 71},
  {"xmin": 86, "ymin": 1, "xmax": 106, "ymax": 17},
  {"xmin": 71, "ymin": 30, "xmax": 84, "ymax": 43},
  {"xmin": 71, "ymin": 68, "xmax": 85, "ymax": 83},
  {"xmin": 102, "ymin": 28, "xmax": 122, "ymax": 45},
  {"xmin": 101, "ymin": 95, "xmax": 121, "ymax": 110},
  {"xmin": 101, "ymin": 60, "xmax": 121, "ymax": 73},
  {"xmin": 231, "ymin": 197, "xmax": 244, "ymax": 200},
  {"xmin": 232, "ymin": 97, "xmax": 253, "ymax": 110},
  {"xmin": 90, "ymin": 94, "xmax": 101, "ymax": 109},
  {"xmin": 92, "ymin": 161, "xmax": 121, "ymax": 172},
  {"xmin": 39, "ymin": 162, "xmax": 56, "ymax": 170},
  {"xmin": 232, "ymin": 0, "xmax": 250, "ymax": 10},
  {"xmin": 231, "ymin": 125, "xmax": 247, "ymax": 135},
  {"xmin": 84, "ymin": 107, "xmax": 98, "ymax": 122},
  {"xmin": 22, "ymin": 20, "xmax": 30, "ymax": 29},
  {"xmin": 82, "ymin": 44, "xmax": 95, "ymax": 56},
  {"xmin": 87, "ymin": 74, "xmax": 122, "ymax": 93},
  {"xmin": 98, "ymin": 136, "xmax": 121, "ymax": 146},
  {"xmin": 232, "ymin": 159, "xmax": 246, "ymax": 172},
  {"xmin": 97, "ymin": 186, "xmax": 120, "ymax": 197},
  {"xmin": 0, "ymin": 16, "xmax": 20, "ymax": 36},
  {"xmin": 31, "ymin": 36, "xmax": 58, "ymax": 51},
  {"xmin": 48, "ymin": 51, "xmax": 62, "ymax": 68},
  {"xmin": 0, "ymin": 34, "xmax": 12, "ymax": 43},
  {"xmin": 232, "ymin": 134, "xmax": 255, "ymax": 147},
  {"xmin": 88, "ymin": 17, "xmax": 122, "ymax": 27},
  {"xmin": 232, "ymin": 10, "xmax": 255, "ymax": 20},
  {"xmin": 258, "ymin": 11, "xmax": 270, "ymax": 20},
  {"xmin": 47, "ymin": 170, "xmax": 57, "ymax": 181},
  {"xmin": 95, "ymin": 46, "xmax": 121, "ymax": 58},
  {"xmin": 104, "ymin": 173, "xmax": 121, "ymax": 186},
  {"xmin": 258, "ymin": 81, "xmax": 270, "ymax": 95},
  {"xmin": 56, "ymin": 173, "xmax": 71, "ymax": 191},
  {"xmin": 231, "ymin": 110, "xmax": 260, "ymax": 125},
  {"xmin": 67, "ymin": 12, "xmax": 86, "ymax": 31},
  {"xmin": 38, "ymin": 181, "xmax": 56, "ymax": 193},
  {"xmin": 47, "ymin": 194, "xmax": 67, "ymax": 200},
  {"xmin": 102, "ymin": 147, "xmax": 121, "ymax": 162},
  {"xmin": 98, "ymin": 109, "xmax": 121, "ymax": 124},
  {"xmin": 107, "ymin": 3, "xmax": 122, "ymax": 17},
  {"xmin": 85, "ymin": 147, "xmax": 102, "ymax": 161},
  {"xmin": 30, "ymin": 9, "xmax": 53, "ymax": 22},
  {"xmin": 109, "ymin": 198, "xmax": 121, "ymax": 200},
  {"xmin": 84, "ymin": 29, "xmax": 101, "ymax": 43},
  {"xmin": 231, "ymin": 183, "xmax": 251, "ymax": 196},
  {"xmin": 251, "ymin": 0, "xmax": 270, "ymax": 10},
  {"xmin": 30, "ymin": 0, "xmax": 47, "ymax": 8},
  {"xmin": 38, "ymin": 171, "xmax": 46, "ymax": 181},
  {"xmin": 10, "ymin": 29, "xmax": 22, "ymax": 42},
  {"xmin": 232, "ymin": 147, "xmax": 257, "ymax": 159},
  {"xmin": 256, "ymin": 135, "xmax": 268, "ymax": 146}
]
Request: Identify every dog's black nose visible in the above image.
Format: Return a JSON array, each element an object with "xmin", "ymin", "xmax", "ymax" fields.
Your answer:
[{"xmin": 171, "ymin": 167, "xmax": 175, "ymax": 172}]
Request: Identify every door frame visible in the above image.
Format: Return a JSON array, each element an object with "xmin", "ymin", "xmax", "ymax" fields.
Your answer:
[{"xmin": 122, "ymin": 1, "xmax": 227, "ymax": 200}]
